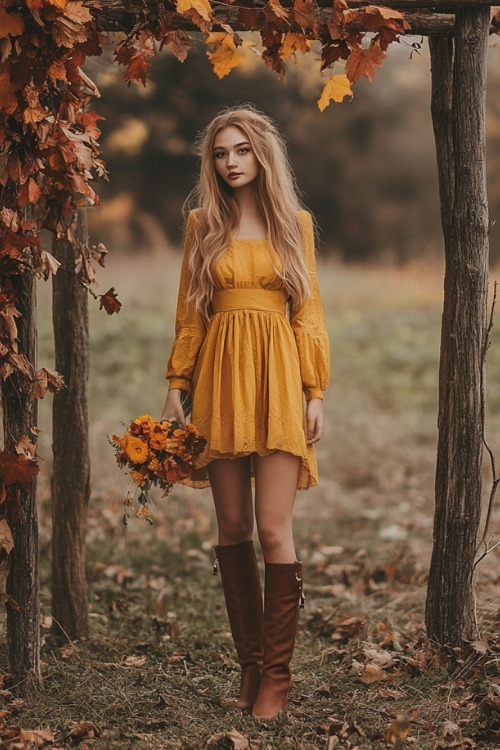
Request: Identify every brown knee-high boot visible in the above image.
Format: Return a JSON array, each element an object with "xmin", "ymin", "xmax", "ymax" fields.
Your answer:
[
  {"xmin": 214, "ymin": 541, "xmax": 264, "ymax": 710},
  {"xmin": 252, "ymin": 560, "xmax": 305, "ymax": 721}
]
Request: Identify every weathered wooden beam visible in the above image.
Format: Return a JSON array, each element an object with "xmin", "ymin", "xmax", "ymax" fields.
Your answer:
[{"xmin": 90, "ymin": 2, "xmax": 456, "ymax": 37}]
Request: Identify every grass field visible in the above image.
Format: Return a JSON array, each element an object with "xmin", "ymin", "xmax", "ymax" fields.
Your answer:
[{"xmin": 1, "ymin": 251, "xmax": 500, "ymax": 749}]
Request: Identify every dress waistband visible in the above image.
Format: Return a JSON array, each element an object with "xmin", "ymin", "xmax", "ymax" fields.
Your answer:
[{"xmin": 212, "ymin": 289, "xmax": 287, "ymax": 314}]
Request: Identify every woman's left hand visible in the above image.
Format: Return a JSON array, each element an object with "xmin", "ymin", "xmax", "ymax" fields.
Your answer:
[{"xmin": 305, "ymin": 398, "xmax": 324, "ymax": 445}]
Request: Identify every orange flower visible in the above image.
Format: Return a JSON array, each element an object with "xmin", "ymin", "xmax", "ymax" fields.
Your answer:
[
  {"xmin": 124, "ymin": 435, "xmax": 149, "ymax": 464},
  {"xmin": 130, "ymin": 468, "xmax": 147, "ymax": 486},
  {"xmin": 149, "ymin": 433, "xmax": 167, "ymax": 451}
]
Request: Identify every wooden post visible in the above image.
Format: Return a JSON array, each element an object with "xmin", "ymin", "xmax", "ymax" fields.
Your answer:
[
  {"xmin": 426, "ymin": 5, "xmax": 490, "ymax": 646},
  {"xmin": 2, "ymin": 268, "xmax": 41, "ymax": 694},
  {"xmin": 51, "ymin": 209, "xmax": 90, "ymax": 640}
]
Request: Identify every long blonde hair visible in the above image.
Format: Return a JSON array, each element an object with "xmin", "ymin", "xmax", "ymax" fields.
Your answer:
[{"xmin": 184, "ymin": 105, "xmax": 311, "ymax": 319}]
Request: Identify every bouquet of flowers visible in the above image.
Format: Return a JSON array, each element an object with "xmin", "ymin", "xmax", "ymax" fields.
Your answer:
[{"xmin": 110, "ymin": 414, "xmax": 206, "ymax": 522}]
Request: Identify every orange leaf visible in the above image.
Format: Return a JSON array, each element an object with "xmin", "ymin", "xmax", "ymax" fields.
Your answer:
[
  {"xmin": 317, "ymin": 74, "xmax": 352, "ymax": 111},
  {"xmin": 292, "ymin": 0, "xmax": 318, "ymax": 34},
  {"xmin": 47, "ymin": 59, "xmax": 68, "ymax": 82},
  {"xmin": 345, "ymin": 41, "xmax": 386, "ymax": 83},
  {"xmin": 18, "ymin": 177, "xmax": 42, "ymax": 205},
  {"xmin": 280, "ymin": 32, "xmax": 311, "ymax": 61},
  {"xmin": 0, "ymin": 450, "xmax": 39, "ymax": 491},
  {"xmin": 359, "ymin": 663, "xmax": 386, "ymax": 684},
  {"xmin": 125, "ymin": 54, "xmax": 151, "ymax": 85},
  {"xmin": 264, "ymin": 0, "xmax": 290, "ymax": 21},
  {"xmin": 0, "ymin": 66, "xmax": 17, "ymax": 115},
  {"xmin": 99, "ymin": 287, "xmax": 122, "ymax": 315},
  {"xmin": 177, "ymin": 0, "xmax": 212, "ymax": 22},
  {"xmin": 0, "ymin": 9, "xmax": 24, "ymax": 38},
  {"xmin": 384, "ymin": 714, "xmax": 410, "ymax": 746}
]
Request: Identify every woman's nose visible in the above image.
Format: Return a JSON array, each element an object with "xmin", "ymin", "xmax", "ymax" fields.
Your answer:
[{"xmin": 227, "ymin": 151, "xmax": 237, "ymax": 168}]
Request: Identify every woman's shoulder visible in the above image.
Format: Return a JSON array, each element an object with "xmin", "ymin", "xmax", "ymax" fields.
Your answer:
[{"xmin": 298, "ymin": 209, "xmax": 313, "ymax": 226}]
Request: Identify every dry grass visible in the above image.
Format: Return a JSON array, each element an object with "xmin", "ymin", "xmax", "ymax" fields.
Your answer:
[{"xmin": 1, "ymin": 252, "xmax": 500, "ymax": 749}]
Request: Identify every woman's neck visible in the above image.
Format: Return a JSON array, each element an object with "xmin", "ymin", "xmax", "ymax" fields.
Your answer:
[{"xmin": 232, "ymin": 186, "xmax": 267, "ymax": 240}]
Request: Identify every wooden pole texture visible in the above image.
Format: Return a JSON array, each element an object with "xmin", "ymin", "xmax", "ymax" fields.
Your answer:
[
  {"xmin": 2, "ymin": 269, "xmax": 41, "ymax": 694},
  {"xmin": 426, "ymin": 4, "xmax": 490, "ymax": 646},
  {"xmin": 50, "ymin": 210, "xmax": 90, "ymax": 640}
]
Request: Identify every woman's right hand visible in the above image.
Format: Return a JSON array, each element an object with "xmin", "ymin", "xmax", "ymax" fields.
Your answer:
[{"xmin": 160, "ymin": 388, "xmax": 186, "ymax": 426}]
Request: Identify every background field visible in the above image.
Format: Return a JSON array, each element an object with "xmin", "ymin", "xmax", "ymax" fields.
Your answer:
[{"xmin": 1, "ymin": 253, "xmax": 499, "ymax": 748}]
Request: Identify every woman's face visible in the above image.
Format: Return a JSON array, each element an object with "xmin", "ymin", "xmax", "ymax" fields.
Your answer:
[{"xmin": 213, "ymin": 125, "xmax": 260, "ymax": 190}]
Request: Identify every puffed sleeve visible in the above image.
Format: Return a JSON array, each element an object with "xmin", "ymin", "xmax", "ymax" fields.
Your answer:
[
  {"xmin": 290, "ymin": 211, "xmax": 330, "ymax": 401},
  {"xmin": 165, "ymin": 211, "xmax": 207, "ymax": 394}
]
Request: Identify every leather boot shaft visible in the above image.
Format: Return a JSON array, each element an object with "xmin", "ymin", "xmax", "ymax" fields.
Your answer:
[
  {"xmin": 252, "ymin": 560, "xmax": 304, "ymax": 721},
  {"xmin": 214, "ymin": 541, "xmax": 264, "ymax": 710}
]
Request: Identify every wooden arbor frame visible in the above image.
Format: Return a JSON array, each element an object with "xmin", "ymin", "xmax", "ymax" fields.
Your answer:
[{"xmin": 2, "ymin": 0, "xmax": 497, "ymax": 690}]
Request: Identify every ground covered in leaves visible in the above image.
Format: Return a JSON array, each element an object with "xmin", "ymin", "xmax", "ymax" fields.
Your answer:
[{"xmin": 1, "ymin": 256, "xmax": 500, "ymax": 749}]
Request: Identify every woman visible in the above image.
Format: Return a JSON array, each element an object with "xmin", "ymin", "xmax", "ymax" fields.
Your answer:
[{"xmin": 161, "ymin": 105, "xmax": 330, "ymax": 720}]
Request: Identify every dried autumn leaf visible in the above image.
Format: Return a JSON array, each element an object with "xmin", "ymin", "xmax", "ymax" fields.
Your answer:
[
  {"xmin": 0, "ymin": 9, "xmax": 24, "ymax": 38},
  {"xmin": 384, "ymin": 714, "xmax": 410, "ymax": 746},
  {"xmin": 161, "ymin": 29, "xmax": 191, "ymax": 62},
  {"xmin": 207, "ymin": 32, "xmax": 242, "ymax": 79},
  {"xmin": 121, "ymin": 655, "xmax": 147, "ymax": 668},
  {"xmin": 47, "ymin": 59, "xmax": 68, "ymax": 83},
  {"xmin": 359, "ymin": 662, "xmax": 386, "ymax": 683},
  {"xmin": 14, "ymin": 436, "xmax": 37, "ymax": 461},
  {"xmin": 0, "ymin": 67, "xmax": 18, "ymax": 115},
  {"xmin": 318, "ymin": 74, "xmax": 352, "ymax": 111},
  {"xmin": 0, "ymin": 532, "xmax": 11, "ymax": 598},
  {"xmin": 125, "ymin": 54, "xmax": 151, "ymax": 86},
  {"xmin": 292, "ymin": 0, "xmax": 318, "ymax": 34},
  {"xmin": 177, "ymin": 0, "xmax": 212, "ymax": 23},
  {"xmin": 63, "ymin": 0, "xmax": 92, "ymax": 23},
  {"xmin": 66, "ymin": 721, "xmax": 100, "ymax": 740},
  {"xmin": 19, "ymin": 728, "xmax": 55, "ymax": 746},
  {"xmin": 345, "ymin": 41, "xmax": 386, "ymax": 83},
  {"xmin": 18, "ymin": 177, "xmax": 42, "ymax": 205},
  {"xmin": 264, "ymin": 0, "xmax": 290, "ymax": 22},
  {"xmin": 99, "ymin": 287, "xmax": 122, "ymax": 315},
  {"xmin": 0, "ymin": 450, "xmax": 39, "ymax": 491},
  {"xmin": 280, "ymin": 32, "xmax": 311, "ymax": 61},
  {"xmin": 52, "ymin": 12, "xmax": 89, "ymax": 47},
  {"xmin": 34, "ymin": 367, "xmax": 65, "ymax": 399},
  {"xmin": 37, "ymin": 249, "xmax": 61, "ymax": 280}
]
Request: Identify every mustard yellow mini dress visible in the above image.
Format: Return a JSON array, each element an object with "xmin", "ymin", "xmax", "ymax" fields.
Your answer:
[{"xmin": 166, "ymin": 209, "xmax": 330, "ymax": 490}]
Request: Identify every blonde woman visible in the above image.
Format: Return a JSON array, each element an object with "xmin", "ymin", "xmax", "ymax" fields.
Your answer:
[{"xmin": 161, "ymin": 105, "xmax": 330, "ymax": 720}]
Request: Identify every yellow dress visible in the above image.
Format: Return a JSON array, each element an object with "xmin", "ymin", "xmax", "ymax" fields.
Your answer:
[{"xmin": 166, "ymin": 209, "xmax": 330, "ymax": 490}]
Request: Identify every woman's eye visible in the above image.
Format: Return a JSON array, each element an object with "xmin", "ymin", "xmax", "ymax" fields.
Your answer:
[
  {"xmin": 238, "ymin": 148, "xmax": 249, "ymax": 154},
  {"xmin": 214, "ymin": 152, "xmax": 226, "ymax": 159}
]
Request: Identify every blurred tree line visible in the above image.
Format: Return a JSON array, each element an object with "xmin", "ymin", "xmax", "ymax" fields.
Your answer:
[{"xmin": 85, "ymin": 38, "xmax": 500, "ymax": 263}]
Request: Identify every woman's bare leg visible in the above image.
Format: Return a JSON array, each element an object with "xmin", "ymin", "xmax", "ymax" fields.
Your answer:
[
  {"xmin": 209, "ymin": 457, "xmax": 263, "ymax": 710},
  {"xmin": 254, "ymin": 451, "xmax": 301, "ymax": 563},
  {"xmin": 208, "ymin": 456, "xmax": 253, "ymax": 545}
]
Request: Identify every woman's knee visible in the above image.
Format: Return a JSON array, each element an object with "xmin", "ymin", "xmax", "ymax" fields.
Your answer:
[
  {"xmin": 257, "ymin": 522, "xmax": 292, "ymax": 557},
  {"xmin": 217, "ymin": 511, "xmax": 254, "ymax": 544}
]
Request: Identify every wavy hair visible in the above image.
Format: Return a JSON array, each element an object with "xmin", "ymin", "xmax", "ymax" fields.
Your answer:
[{"xmin": 184, "ymin": 105, "xmax": 312, "ymax": 320}]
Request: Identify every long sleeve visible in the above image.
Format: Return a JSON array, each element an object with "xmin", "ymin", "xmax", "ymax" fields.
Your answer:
[
  {"xmin": 165, "ymin": 211, "xmax": 207, "ymax": 394},
  {"xmin": 290, "ymin": 211, "xmax": 330, "ymax": 401}
]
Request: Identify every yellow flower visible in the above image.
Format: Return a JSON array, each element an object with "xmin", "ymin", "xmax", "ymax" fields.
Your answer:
[{"xmin": 124, "ymin": 435, "xmax": 149, "ymax": 464}]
